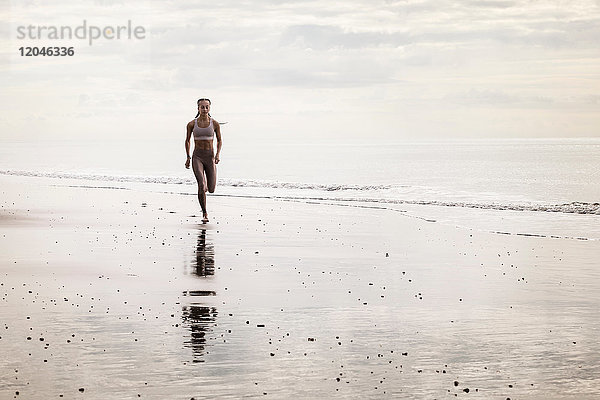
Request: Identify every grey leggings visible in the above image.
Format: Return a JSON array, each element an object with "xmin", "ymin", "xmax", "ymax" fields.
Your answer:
[{"xmin": 192, "ymin": 148, "xmax": 216, "ymax": 194}]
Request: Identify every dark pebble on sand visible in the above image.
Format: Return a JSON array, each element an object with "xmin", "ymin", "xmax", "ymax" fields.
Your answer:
[
  {"xmin": 454, "ymin": 381, "xmax": 459, "ymax": 386},
  {"xmin": 79, "ymin": 388, "xmax": 85, "ymax": 392},
  {"xmin": 463, "ymin": 388, "xmax": 470, "ymax": 393}
]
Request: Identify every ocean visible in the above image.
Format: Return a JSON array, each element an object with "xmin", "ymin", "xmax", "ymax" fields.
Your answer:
[{"xmin": 1, "ymin": 137, "xmax": 599, "ymax": 239}]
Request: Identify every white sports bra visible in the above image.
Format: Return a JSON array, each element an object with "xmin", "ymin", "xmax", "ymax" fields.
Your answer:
[{"xmin": 193, "ymin": 118, "xmax": 214, "ymax": 140}]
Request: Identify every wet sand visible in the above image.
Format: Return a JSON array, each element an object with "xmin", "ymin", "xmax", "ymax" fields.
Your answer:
[{"xmin": 1, "ymin": 174, "xmax": 599, "ymax": 399}]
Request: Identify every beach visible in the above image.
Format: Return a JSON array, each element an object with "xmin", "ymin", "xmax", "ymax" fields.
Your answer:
[{"xmin": 1, "ymin": 173, "xmax": 599, "ymax": 399}]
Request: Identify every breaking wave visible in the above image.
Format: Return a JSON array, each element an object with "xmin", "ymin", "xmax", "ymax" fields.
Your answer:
[
  {"xmin": 0, "ymin": 170, "xmax": 392, "ymax": 191},
  {"xmin": 2, "ymin": 169, "xmax": 599, "ymax": 215}
]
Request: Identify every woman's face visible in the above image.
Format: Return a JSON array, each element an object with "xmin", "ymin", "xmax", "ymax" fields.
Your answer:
[{"xmin": 198, "ymin": 100, "xmax": 211, "ymax": 115}]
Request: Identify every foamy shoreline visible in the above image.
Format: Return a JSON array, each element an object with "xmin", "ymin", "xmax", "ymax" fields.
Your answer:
[{"xmin": 1, "ymin": 174, "xmax": 599, "ymax": 399}]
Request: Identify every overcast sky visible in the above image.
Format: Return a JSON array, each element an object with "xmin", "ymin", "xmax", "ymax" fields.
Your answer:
[{"xmin": 2, "ymin": 0, "xmax": 600, "ymax": 143}]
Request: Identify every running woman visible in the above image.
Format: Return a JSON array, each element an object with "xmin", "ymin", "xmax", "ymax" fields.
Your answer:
[{"xmin": 185, "ymin": 98, "xmax": 222, "ymax": 223}]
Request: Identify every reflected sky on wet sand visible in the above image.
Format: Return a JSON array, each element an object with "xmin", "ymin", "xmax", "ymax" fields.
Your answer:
[{"xmin": 1, "ymin": 179, "xmax": 599, "ymax": 399}]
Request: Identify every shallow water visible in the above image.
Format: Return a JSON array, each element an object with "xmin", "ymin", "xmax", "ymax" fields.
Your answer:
[
  {"xmin": 1, "ymin": 138, "xmax": 599, "ymax": 204},
  {"xmin": 3, "ymin": 138, "xmax": 599, "ymax": 246}
]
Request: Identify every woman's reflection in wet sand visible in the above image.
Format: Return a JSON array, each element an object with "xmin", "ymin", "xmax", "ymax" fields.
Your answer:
[
  {"xmin": 181, "ymin": 304, "xmax": 218, "ymax": 362},
  {"xmin": 182, "ymin": 227, "xmax": 217, "ymax": 362},
  {"xmin": 193, "ymin": 228, "xmax": 215, "ymax": 277}
]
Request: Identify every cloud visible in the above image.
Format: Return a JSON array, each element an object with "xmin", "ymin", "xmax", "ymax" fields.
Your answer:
[
  {"xmin": 463, "ymin": 1, "xmax": 517, "ymax": 8},
  {"xmin": 279, "ymin": 24, "xmax": 412, "ymax": 50}
]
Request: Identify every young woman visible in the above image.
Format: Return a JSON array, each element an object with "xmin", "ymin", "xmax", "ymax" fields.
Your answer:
[{"xmin": 185, "ymin": 98, "xmax": 222, "ymax": 223}]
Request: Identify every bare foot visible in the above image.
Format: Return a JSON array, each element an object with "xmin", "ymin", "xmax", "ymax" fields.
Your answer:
[{"xmin": 202, "ymin": 214, "xmax": 209, "ymax": 223}]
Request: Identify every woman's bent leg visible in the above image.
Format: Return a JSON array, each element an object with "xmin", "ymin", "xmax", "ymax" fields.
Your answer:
[{"xmin": 205, "ymin": 156, "xmax": 217, "ymax": 193}]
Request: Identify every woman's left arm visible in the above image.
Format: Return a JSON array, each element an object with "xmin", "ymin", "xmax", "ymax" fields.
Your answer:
[{"xmin": 214, "ymin": 120, "xmax": 222, "ymax": 164}]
